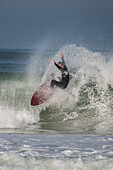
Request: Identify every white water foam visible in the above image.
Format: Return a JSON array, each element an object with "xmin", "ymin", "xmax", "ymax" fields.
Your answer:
[
  {"xmin": 1, "ymin": 155, "xmax": 113, "ymax": 170},
  {"xmin": 0, "ymin": 134, "xmax": 113, "ymax": 170},
  {"xmin": 0, "ymin": 106, "xmax": 39, "ymax": 129}
]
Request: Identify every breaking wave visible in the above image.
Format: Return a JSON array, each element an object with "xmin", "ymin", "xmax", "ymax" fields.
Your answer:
[{"xmin": 0, "ymin": 44, "xmax": 113, "ymax": 134}]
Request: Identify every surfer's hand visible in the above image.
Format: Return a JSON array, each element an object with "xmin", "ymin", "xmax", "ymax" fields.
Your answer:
[
  {"xmin": 52, "ymin": 59, "xmax": 55, "ymax": 64},
  {"xmin": 60, "ymin": 54, "xmax": 64, "ymax": 58}
]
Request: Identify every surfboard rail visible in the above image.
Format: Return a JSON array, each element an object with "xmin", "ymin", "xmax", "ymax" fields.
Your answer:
[{"xmin": 31, "ymin": 78, "xmax": 54, "ymax": 106}]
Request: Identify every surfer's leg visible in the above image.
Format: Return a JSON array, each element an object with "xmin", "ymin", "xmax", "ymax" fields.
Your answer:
[
  {"xmin": 50, "ymin": 80, "xmax": 59, "ymax": 88},
  {"xmin": 51, "ymin": 79, "xmax": 65, "ymax": 89}
]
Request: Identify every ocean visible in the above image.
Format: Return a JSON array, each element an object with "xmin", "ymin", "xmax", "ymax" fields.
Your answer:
[{"xmin": 0, "ymin": 44, "xmax": 113, "ymax": 169}]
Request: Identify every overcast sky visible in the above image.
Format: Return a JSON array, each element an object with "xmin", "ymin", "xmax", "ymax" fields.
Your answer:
[{"xmin": 0, "ymin": 0, "xmax": 113, "ymax": 50}]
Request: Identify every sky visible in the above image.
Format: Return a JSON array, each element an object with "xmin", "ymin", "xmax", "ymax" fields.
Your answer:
[{"xmin": 0, "ymin": 0, "xmax": 113, "ymax": 50}]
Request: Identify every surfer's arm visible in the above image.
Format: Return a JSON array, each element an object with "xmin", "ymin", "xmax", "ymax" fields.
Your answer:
[
  {"xmin": 52, "ymin": 58, "xmax": 62, "ymax": 71},
  {"xmin": 60, "ymin": 54, "xmax": 65, "ymax": 64},
  {"xmin": 55, "ymin": 63, "xmax": 62, "ymax": 71},
  {"xmin": 52, "ymin": 59, "xmax": 55, "ymax": 64},
  {"xmin": 61, "ymin": 57, "xmax": 65, "ymax": 64}
]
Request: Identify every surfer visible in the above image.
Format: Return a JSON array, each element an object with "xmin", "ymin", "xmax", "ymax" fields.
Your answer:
[{"xmin": 51, "ymin": 54, "xmax": 69, "ymax": 89}]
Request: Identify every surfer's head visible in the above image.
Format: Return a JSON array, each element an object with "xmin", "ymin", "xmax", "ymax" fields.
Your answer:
[{"xmin": 58, "ymin": 61, "xmax": 64, "ymax": 69}]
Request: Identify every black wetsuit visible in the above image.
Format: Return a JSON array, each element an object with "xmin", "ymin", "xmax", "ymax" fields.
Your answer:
[{"xmin": 51, "ymin": 58, "xmax": 69, "ymax": 89}]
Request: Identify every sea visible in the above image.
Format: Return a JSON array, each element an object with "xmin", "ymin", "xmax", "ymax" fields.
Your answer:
[{"xmin": 0, "ymin": 44, "xmax": 113, "ymax": 169}]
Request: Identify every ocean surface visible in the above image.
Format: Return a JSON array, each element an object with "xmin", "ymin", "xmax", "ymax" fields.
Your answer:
[{"xmin": 0, "ymin": 45, "xmax": 113, "ymax": 169}]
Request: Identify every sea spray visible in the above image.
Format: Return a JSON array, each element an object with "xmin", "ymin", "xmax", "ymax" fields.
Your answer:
[
  {"xmin": 0, "ymin": 45, "xmax": 113, "ymax": 134},
  {"xmin": 39, "ymin": 44, "xmax": 113, "ymax": 134}
]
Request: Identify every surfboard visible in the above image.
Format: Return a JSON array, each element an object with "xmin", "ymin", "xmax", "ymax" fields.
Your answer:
[{"xmin": 31, "ymin": 78, "xmax": 54, "ymax": 106}]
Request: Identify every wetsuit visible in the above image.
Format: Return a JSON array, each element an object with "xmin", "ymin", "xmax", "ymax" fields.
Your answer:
[{"xmin": 51, "ymin": 58, "xmax": 69, "ymax": 89}]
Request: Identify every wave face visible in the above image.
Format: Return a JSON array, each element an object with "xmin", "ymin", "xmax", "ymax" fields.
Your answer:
[{"xmin": 0, "ymin": 45, "xmax": 113, "ymax": 134}]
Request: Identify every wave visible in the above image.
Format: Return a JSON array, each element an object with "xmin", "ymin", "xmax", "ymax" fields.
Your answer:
[{"xmin": 0, "ymin": 44, "xmax": 113, "ymax": 134}]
